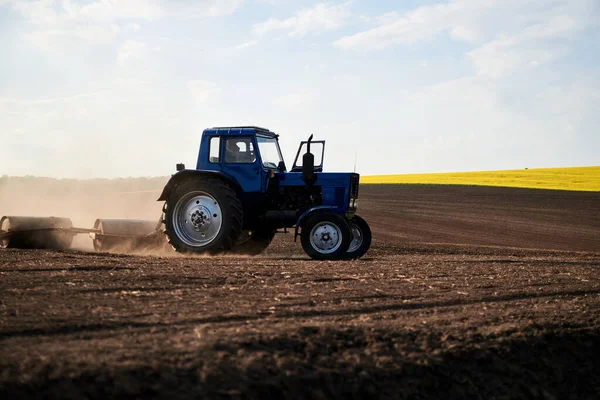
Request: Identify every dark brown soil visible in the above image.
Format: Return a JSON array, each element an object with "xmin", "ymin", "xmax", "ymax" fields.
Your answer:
[{"xmin": 1, "ymin": 185, "xmax": 599, "ymax": 399}]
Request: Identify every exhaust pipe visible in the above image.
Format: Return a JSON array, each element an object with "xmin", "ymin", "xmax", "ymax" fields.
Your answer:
[{"xmin": 302, "ymin": 134, "xmax": 316, "ymax": 187}]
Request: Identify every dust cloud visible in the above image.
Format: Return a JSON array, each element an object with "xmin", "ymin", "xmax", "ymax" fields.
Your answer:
[{"xmin": 0, "ymin": 176, "xmax": 169, "ymax": 251}]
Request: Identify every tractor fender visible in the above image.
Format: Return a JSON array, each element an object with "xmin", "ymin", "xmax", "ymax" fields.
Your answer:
[
  {"xmin": 293, "ymin": 205, "xmax": 338, "ymax": 242},
  {"xmin": 157, "ymin": 169, "xmax": 242, "ymax": 202}
]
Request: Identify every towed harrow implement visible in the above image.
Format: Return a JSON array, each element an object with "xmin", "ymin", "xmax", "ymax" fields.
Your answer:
[{"xmin": 0, "ymin": 216, "xmax": 161, "ymax": 252}]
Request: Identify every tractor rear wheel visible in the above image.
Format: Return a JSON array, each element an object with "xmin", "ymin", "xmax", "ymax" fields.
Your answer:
[
  {"xmin": 231, "ymin": 229, "xmax": 276, "ymax": 255},
  {"xmin": 343, "ymin": 215, "xmax": 372, "ymax": 259},
  {"xmin": 300, "ymin": 212, "xmax": 351, "ymax": 260},
  {"xmin": 164, "ymin": 178, "xmax": 242, "ymax": 254}
]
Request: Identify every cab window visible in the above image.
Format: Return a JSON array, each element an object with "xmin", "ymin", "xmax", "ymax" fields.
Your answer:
[
  {"xmin": 209, "ymin": 137, "xmax": 220, "ymax": 163},
  {"xmin": 225, "ymin": 137, "xmax": 256, "ymax": 164}
]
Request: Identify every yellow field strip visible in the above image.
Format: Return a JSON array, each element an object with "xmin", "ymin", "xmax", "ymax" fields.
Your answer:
[{"xmin": 361, "ymin": 166, "xmax": 600, "ymax": 192}]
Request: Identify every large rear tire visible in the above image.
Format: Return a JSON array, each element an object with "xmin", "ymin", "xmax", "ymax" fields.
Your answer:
[
  {"xmin": 343, "ymin": 215, "xmax": 372, "ymax": 259},
  {"xmin": 300, "ymin": 212, "xmax": 351, "ymax": 260},
  {"xmin": 231, "ymin": 229, "xmax": 276, "ymax": 256},
  {"xmin": 163, "ymin": 178, "xmax": 242, "ymax": 254}
]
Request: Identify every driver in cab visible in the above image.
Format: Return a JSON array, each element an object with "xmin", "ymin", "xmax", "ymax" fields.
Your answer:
[{"xmin": 226, "ymin": 139, "xmax": 254, "ymax": 163}]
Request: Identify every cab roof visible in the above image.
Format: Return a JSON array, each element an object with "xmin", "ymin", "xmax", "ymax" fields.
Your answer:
[{"xmin": 203, "ymin": 126, "xmax": 278, "ymax": 138}]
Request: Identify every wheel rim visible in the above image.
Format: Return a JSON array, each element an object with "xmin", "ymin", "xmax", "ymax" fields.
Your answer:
[
  {"xmin": 348, "ymin": 222, "xmax": 363, "ymax": 253},
  {"xmin": 309, "ymin": 221, "xmax": 343, "ymax": 254},
  {"xmin": 172, "ymin": 191, "xmax": 223, "ymax": 247}
]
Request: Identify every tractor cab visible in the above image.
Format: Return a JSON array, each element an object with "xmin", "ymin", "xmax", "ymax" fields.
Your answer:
[{"xmin": 193, "ymin": 126, "xmax": 285, "ymax": 193}]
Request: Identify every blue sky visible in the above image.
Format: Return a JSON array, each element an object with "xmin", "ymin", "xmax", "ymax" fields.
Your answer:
[{"xmin": 0, "ymin": 0, "xmax": 598, "ymax": 178}]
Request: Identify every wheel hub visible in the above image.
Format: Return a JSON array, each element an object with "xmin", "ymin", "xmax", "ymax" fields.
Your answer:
[
  {"xmin": 172, "ymin": 193, "xmax": 223, "ymax": 247},
  {"xmin": 190, "ymin": 206, "xmax": 212, "ymax": 231},
  {"xmin": 310, "ymin": 222, "xmax": 341, "ymax": 253}
]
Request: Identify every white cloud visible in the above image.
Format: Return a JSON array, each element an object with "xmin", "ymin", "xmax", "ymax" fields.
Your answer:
[
  {"xmin": 188, "ymin": 0, "xmax": 244, "ymax": 18},
  {"xmin": 4, "ymin": 0, "xmax": 245, "ymax": 50},
  {"xmin": 23, "ymin": 27, "xmax": 116, "ymax": 49},
  {"xmin": 333, "ymin": 0, "xmax": 597, "ymax": 50},
  {"xmin": 467, "ymin": 15, "xmax": 583, "ymax": 78},
  {"xmin": 63, "ymin": 0, "xmax": 244, "ymax": 21},
  {"xmin": 78, "ymin": 0, "xmax": 163, "ymax": 21},
  {"xmin": 9, "ymin": 0, "xmax": 60, "ymax": 25},
  {"xmin": 235, "ymin": 39, "xmax": 258, "ymax": 50},
  {"xmin": 116, "ymin": 40, "xmax": 146, "ymax": 66},
  {"xmin": 334, "ymin": 1, "xmax": 475, "ymax": 50},
  {"xmin": 253, "ymin": 2, "xmax": 351, "ymax": 37},
  {"xmin": 124, "ymin": 22, "xmax": 141, "ymax": 32},
  {"xmin": 187, "ymin": 81, "xmax": 222, "ymax": 103},
  {"xmin": 334, "ymin": 0, "xmax": 598, "ymax": 79}
]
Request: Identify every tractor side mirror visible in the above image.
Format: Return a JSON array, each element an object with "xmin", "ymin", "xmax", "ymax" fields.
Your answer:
[{"xmin": 302, "ymin": 134, "xmax": 316, "ymax": 186}]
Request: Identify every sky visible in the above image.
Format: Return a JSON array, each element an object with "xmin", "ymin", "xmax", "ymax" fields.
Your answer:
[{"xmin": 0, "ymin": 0, "xmax": 599, "ymax": 179}]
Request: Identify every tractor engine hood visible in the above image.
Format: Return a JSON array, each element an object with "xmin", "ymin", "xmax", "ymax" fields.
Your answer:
[{"xmin": 277, "ymin": 172, "xmax": 360, "ymax": 212}]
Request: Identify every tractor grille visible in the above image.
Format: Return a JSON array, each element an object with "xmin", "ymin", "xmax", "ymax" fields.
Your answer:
[{"xmin": 350, "ymin": 173, "xmax": 360, "ymax": 198}]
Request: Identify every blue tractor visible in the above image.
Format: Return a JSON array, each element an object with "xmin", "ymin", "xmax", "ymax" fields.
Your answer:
[{"xmin": 158, "ymin": 126, "xmax": 371, "ymax": 260}]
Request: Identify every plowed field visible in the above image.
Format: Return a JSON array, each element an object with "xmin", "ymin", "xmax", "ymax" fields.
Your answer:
[{"xmin": 1, "ymin": 185, "xmax": 599, "ymax": 399}]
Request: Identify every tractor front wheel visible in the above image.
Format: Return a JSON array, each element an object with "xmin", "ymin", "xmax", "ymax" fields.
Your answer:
[
  {"xmin": 164, "ymin": 178, "xmax": 242, "ymax": 254},
  {"xmin": 300, "ymin": 212, "xmax": 351, "ymax": 260},
  {"xmin": 343, "ymin": 215, "xmax": 372, "ymax": 259}
]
